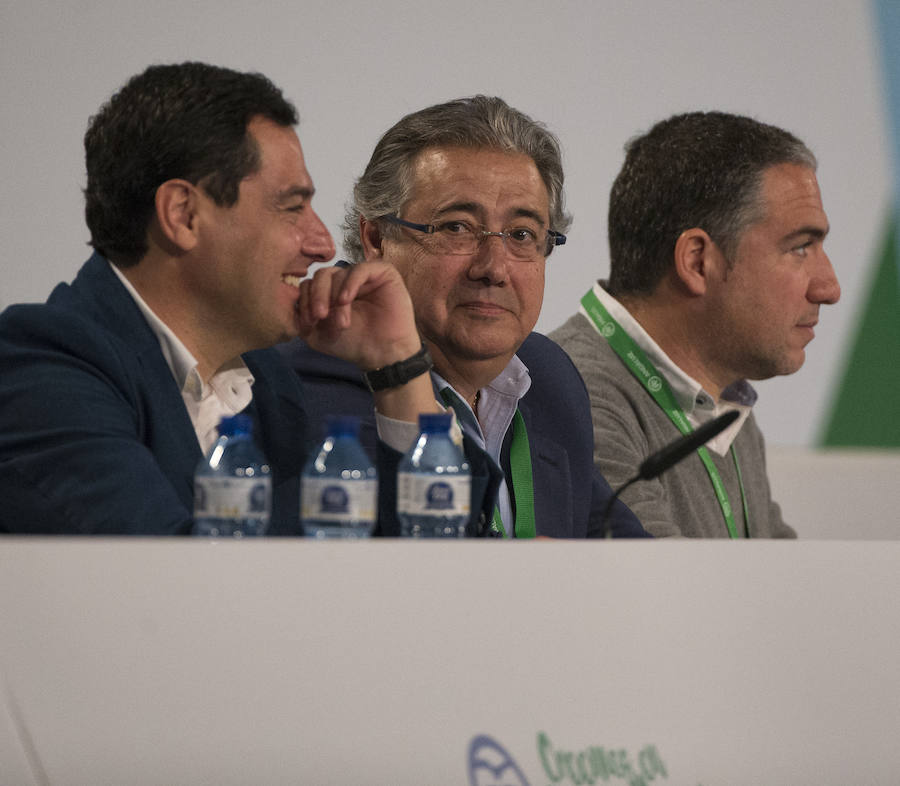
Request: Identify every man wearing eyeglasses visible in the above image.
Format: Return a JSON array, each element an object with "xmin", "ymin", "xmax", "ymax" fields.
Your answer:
[{"xmin": 282, "ymin": 96, "xmax": 647, "ymax": 538}]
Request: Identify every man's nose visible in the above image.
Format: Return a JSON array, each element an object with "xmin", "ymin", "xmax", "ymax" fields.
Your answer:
[
  {"xmin": 809, "ymin": 250, "xmax": 840, "ymax": 305},
  {"xmin": 466, "ymin": 233, "xmax": 512, "ymax": 284},
  {"xmin": 303, "ymin": 210, "xmax": 336, "ymax": 263}
]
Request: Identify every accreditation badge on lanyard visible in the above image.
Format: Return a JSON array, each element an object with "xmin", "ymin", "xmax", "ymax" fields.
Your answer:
[{"xmin": 580, "ymin": 288, "xmax": 750, "ymax": 539}]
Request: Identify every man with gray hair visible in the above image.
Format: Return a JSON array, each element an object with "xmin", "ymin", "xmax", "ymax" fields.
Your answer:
[
  {"xmin": 550, "ymin": 111, "xmax": 841, "ymax": 538},
  {"xmin": 284, "ymin": 95, "xmax": 647, "ymax": 538}
]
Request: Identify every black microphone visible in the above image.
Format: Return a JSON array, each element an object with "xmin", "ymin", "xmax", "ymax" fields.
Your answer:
[{"xmin": 600, "ymin": 409, "xmax": 740, "ymax": 537}]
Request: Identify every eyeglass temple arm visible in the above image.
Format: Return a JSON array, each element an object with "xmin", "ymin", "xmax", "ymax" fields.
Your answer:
[
  {"xmin": 381, "ymin": 215, "xmax": 435, "ymax": 234},
  {"xmin": 549, "ymin": 230, "xmax": 566, "ymax": 246}
]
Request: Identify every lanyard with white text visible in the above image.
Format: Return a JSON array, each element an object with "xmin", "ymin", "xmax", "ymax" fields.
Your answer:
[
  {"xmin": 580, "ymin": 289, "xmax": 749, "ymax": 539},
  {"xmin": 440, "ymin": 389, "xmax": 536, "ymax": 539}
]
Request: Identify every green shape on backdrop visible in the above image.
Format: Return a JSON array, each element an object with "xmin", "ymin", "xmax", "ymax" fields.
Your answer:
[{"xmin": 821, "ymin": 212, "xmax": 900, "ymax": 447}]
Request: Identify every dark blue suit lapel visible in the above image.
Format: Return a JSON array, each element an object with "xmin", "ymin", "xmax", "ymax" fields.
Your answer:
[{"xmin": 74, "ymin": 255, "xmax": 204, "ymax": 509}]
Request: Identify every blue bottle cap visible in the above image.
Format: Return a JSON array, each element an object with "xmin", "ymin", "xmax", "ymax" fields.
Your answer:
[
  {"xmin": 324, "ymin": 415, "xmax": 361, "ymax": 438},
  {"xmin": 218, "ymin": 413, "xmax": 252, "ymax": 437},
  {"xmin": 418, "ymin": 412, "xmax": 453, "ymax": 433}
]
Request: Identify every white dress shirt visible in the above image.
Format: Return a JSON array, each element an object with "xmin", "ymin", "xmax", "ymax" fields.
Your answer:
[{"xmin": 110, "ymin": 263, "xmax": 254, "ymax": 455}]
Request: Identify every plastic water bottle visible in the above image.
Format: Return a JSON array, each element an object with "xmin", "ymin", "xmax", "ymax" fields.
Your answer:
[
  {"xmin": 301, "ymin": 415, "xmax": 377, "ymax": 539},
  {"xmin": 193, "ymin": 414, "xmax": 272, "ymax": 537},
  {"xmin": 397, "ymin": 413, "xmax": 471, "ymax": 538}
]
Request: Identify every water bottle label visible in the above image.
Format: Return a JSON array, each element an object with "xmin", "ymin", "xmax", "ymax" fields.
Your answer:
[
  {"xmin": 301, "ymin": 477, "xmax": 377, "ymax": 522},
  {"xmin": 397, "ymin": 473, "xmax": 470, "ymax": 516},
  {"xmin": 194, "ymin": 476, "xmax": 272, "ymax": 519}
]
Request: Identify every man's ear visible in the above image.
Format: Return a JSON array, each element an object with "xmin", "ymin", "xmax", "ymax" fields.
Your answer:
[
  {"xmin": 673, "ymin": 228, "xmax": 722, "ymax": 296},
  {"xmin": 360, "ymin": 216, "xmax": 385, "ymax": 260},
  {"xmin": 153, "ymin": 179, "xmax": 200, "ymax": 253}
]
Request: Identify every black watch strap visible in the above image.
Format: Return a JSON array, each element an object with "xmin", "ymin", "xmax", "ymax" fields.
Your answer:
[{"xmin": 363, "ymin": 344, "xmax": 434, "ymax": 392}]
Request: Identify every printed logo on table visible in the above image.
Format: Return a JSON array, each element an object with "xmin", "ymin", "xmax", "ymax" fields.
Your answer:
[
  {"xmin": 467, "ymin": 732, "xmax": 669, "ymax": 786},
  {"xmin": 468, "ymin": 735, "xmax": 531, "ymax": 786}
]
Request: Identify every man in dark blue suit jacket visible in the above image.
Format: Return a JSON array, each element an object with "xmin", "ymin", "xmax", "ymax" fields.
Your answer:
[
  {"xmin": 0, "ymin": 63, "xmax": 493, "ymax": 535},
  {"xmin": 280, "ymin": 96, "xmax": 647, "ymax": 539}
]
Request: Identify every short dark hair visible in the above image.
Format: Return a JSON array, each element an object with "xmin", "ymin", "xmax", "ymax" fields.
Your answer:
[
  {"xmin": 343, "ymin": 95, "xmax": 570, "ymax": 262},
  {"xmin": 84, "ymin": 61, "xmax": 298, "ymax": 267},
  {"xmin": 607, "ymin": 111, "xmax": 816, "ymax": 296}
]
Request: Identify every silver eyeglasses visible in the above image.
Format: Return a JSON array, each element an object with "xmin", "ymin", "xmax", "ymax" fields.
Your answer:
[{"xmin": 380, "ymin": 215, "xmax": 566, "ymax": 260}]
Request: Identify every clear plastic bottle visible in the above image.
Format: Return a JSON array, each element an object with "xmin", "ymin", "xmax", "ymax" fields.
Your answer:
[
  {"xmin": 397, "ymin": 412, "xmax": 471, "ymax": 538},
  {"xmin": 301, "ymin": 415, "xmax": 377, "ymax": 539},
  {"xmin": 193, "ymin": 414, "xmax": 272, "ymax": 537}
]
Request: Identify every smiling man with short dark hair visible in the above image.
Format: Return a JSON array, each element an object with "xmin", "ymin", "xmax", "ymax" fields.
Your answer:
[{"xmin": 0, "ymin": 62, "xmax": 448, "ymax": 534}]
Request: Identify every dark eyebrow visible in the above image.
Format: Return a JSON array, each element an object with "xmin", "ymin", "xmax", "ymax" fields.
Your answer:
[
  {"xmin": 784, "ymin": 225, "xmax": 829, "ymax": 243},
  {"xmin": 433, "ymin": 201, "xmax": 480, "ymax": 217},
  {"xmin": 510, "ymin": 207, "xmax": 548, "ymax": 228},
  {"xmin": 276, "ymin": 186, "xmax": 314, "ymax": 204},
  {"xmin": 434, "ymin": 202, "xmax": 547, "ymax": 227}
]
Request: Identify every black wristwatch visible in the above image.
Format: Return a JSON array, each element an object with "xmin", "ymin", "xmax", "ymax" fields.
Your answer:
[{"xmin": 363, "ymin": 343, "xmax": 434, "ymax": 392}]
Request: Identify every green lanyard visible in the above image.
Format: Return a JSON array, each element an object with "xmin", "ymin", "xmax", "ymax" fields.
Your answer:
[
  {"xmin": 440, "ymin": 390, "xmax": 536, "ymax": 539},
  {"xmin": 580, "ymin": 289, "xmax": 750, "ymax": 539}
]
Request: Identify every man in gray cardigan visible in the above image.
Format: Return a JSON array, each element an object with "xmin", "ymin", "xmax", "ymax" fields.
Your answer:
[{"xmin": 550, "ymin": 112, "xmax": 841, "ymax": 538}]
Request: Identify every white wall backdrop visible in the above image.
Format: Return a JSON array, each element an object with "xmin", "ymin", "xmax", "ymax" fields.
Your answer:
[{"xmin": 0, "ymin": 0, "xmax": 890, "ymax": 447}]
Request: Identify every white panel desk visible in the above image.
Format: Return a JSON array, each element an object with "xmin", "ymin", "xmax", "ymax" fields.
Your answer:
[
  {"xmin": 1, "ymin": 539, "xmax": 898, "ymax": 785},
  {"xmin": 767, "ymin": 446, "xmax": 900, "ymax": 540}
]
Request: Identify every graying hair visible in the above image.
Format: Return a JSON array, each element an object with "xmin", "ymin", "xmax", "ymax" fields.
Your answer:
[
  {"xmin": 343, "ymin": 95, "xmax": 571, "ymax": 262},
  {"xmin": 607, "ymin": 111, "xmax": 817, "ymax": 297}
]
